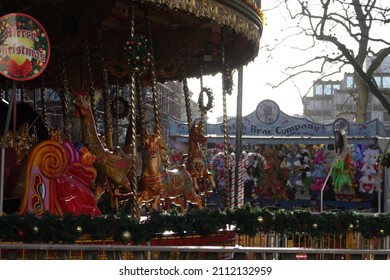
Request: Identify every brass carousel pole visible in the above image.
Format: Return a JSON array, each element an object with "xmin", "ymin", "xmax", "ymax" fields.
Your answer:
[
  {"xmin": 199, "ymin": 67, "xmax": 205, "ymax": 126},
  {"xmin": 84, "ymin": 32, "xmax": 97, "ymax": 124},
  {"xmin": 198, "ymin": 68, "xmax": 210, "ymax": 206},
  {"xmin": 183, "ymin": 76, "xmax": 193, "ymax": 130},
  {"xmin": 114, "ymin": 82, "xmax": 120, "ymax": 146},
  {"xmin": 221, "ymin": 39, "xmax": 231, "ymax": 209},
  {"xmin": 235, "ymin": 65, "xmax": 243, "ymax": 208},
  {"xmin": 136, "ymin": 76, "xmax": 146, "ymax": 172},
  {"xmin": 127, "ymin": 1, "xmax": 140, "ymax": 221},
  {"xmin": 59, "ymin": 51, "xmax": 71, "ymax": 140},
  {"xmin": 98, "ymin": 27, "xmax": 114, "ymax": 151},
  {"xmin": 40, "ymin": 75, "xmax": 47, "ymax": 128},
  {"xmin": 144, "ymin": 8, "xmax": 161, "ymax": 138}
]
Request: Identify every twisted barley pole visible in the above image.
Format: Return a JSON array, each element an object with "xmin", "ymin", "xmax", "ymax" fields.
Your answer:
[
  {"xmin": 58, "ymin": 51, "xmax": 71, "ymax": 140},
  {"xmin": 40, "ymin": 75, "xmax": 47, "ymax": 128},
  {"xmin": 183, "ymin": 77, "xmax": 193, "ymax": 130},
  {"xmin": 220, "ymin": 40, "xmax": 231, "ymax": 209},
  {"xmin": 98, "ymin": 27, "xmax": 114, "ymax": 151},
  {"xmin": 136, "ymin": 77, "xmax": 145, "ymax": 148},
  {"xmin": 84, "ymin": 32, "xmax": 97, "ymax": 124},
  {"xmin": 144, "ymin": 8, "xmax": 161, "ymax": 138},
  {"xmin": 128, "ymin": 2, "xmax": 140, "ymax": 221}
]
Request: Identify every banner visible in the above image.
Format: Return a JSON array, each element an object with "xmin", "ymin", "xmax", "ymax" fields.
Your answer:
[{"xmin": 169, "ymin": 99, "xmax": 386, "ymax": 139}]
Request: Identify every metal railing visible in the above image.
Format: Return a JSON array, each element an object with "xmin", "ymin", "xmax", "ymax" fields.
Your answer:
[{"xmin": 1, "ymin": 232, "xmax": 389, "ymax": 260}]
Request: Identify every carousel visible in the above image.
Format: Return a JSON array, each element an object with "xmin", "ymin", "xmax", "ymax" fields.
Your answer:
[
  {"xmin": 2, "ymin": 1, "xmax": 390, "ymax": 261},
  {"xmin": 0, "ymin": 0, "xmax": 266, "ymax": 257}
]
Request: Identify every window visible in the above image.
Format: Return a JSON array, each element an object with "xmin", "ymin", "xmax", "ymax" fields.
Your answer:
[
  {"xmin": 383, "ymin": 77, "xmax": 390, "ymax": 89},
  {"xmin": 314, "ymin": 82, "xmax": 340, "ymax": 96},
  {"xmin": 314, "ymin": 84, "xmax": 323, "ymax": 95},
  {"xmin": 346, "ymin": 76, "xmax": 355, "ymax": 88},
  {"xmin": 323, "ymin": 84, "xmax": 332, "ymax": 95},
  {"xmin": 374, "ymin": 76, "xmax": 381, "ymax": 88}
]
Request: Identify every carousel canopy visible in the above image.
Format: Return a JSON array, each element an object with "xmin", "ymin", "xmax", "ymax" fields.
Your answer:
[{"xmin": 0, "ymin": 0, "xmax": 264, "ymax": 89}]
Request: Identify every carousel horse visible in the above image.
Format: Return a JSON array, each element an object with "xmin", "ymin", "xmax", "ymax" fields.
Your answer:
[
  {"xmin": 72, "ymin": 92, "xmax": 134, "ymax": 202},
  {"xmin": 185, "ymin": 121, "xmax": 216, "ymax": 193},
  {"xmin": 138, "ymin": 129, "xmax": 202, "ymax": 212}
]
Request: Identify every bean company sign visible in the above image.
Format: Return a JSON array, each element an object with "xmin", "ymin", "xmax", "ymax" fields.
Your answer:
[{"xmin": 169, "ymin": 99, "xmax": 386, "ymax": 140}]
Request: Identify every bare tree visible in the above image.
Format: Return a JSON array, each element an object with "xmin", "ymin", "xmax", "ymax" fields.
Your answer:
[{"xmin": 266, "ymin": 0, "xmax": 390, "ymax": 123}]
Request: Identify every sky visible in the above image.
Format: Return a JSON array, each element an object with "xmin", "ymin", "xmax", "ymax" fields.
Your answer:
[{"xmin": 187, "ymin": 3, "xmax": 306, "ymax": 124}]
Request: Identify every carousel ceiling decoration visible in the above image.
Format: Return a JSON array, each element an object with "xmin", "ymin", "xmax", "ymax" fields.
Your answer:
[{"xmin": 0, "ymin": 0, "xmax": 264, "ymax": 88}]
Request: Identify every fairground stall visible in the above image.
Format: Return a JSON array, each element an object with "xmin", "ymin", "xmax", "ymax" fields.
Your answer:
[{"xmin": 169, "ymin": 99, "xmax": 390, "ymax": 213}]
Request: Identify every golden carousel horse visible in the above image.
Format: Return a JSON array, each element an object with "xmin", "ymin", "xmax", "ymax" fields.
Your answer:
[
  {"xmin": 138, "ymin": 129, "xmax": 202, "ymax": 212},
  {"xmin": 73, "ymin": 92, "xmax": 134, "ymax": 203},
  {"xmin": 185, "ymin": 121, "xmax": 216, "ymax": 193}
]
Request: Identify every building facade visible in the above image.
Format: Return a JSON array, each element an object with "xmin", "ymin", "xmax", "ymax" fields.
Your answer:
[{"xmin": 303, "ymin": 57, "xmax": 390, "ymax": 135}]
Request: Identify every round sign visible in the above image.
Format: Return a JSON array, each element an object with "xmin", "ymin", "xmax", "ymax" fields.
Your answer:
[
  {"xmin": 256, "ymin": 99, "xmax": 280, "ymax": 124},
  {"xmin": 0, "ymin": 13, "xmax": 50, "ymax": 81}
]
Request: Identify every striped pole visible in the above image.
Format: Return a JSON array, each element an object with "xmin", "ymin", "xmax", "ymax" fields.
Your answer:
[
  {"xmin": 229, "ymin": 153, "xmax": 236, "ymax": 208},
  {"xmin": 237, "ymin": 154, "xmax": 246, "ymax": 207}
]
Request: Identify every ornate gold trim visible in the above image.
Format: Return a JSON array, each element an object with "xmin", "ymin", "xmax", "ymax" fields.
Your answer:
[{"xmin": 146, "ymin": 0, "xmax": 263, "ymax": 46}]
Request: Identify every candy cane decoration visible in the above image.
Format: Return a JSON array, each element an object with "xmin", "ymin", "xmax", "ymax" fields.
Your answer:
[
  {"xmin": 244, "ymin": 152, "xmax": 270, "ymax": 170},
  {"xmin": 210, "ymin": 152, "xmax": 225, "ymax": 172},
  {"xmin": 237, "ymin": 153, "xmax": 246, "ymax": 207},
  {"xmin": 244, "ymin": 152, "xmax": 269, "ymax": 200},
  {"xmin": 229, "ymin": 153, "xmax": 236, "ymax": 208}
]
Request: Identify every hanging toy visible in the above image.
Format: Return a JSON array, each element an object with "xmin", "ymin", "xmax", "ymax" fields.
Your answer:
[
  {"xmin": 332, "ymin": 154, "xmax": 353, "ymax": 193},
  {"xmin": 311, "ymin": 148, "xmax": 328, "ymax": 193},
  {"xmin": 359, "ymin": 146, "xmax": 380, "ymax": 194}
]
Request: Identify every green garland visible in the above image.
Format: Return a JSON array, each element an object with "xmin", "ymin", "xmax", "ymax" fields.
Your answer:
[
  {"xmin": 124, "ymin": 34, "xmax": 151, "ymax": 74},
  {"xmin": 223, "ymin": 65, "xmax": 234, "ymax": 94},
  {"xmin": 111, "ymin": 95, "xmax": 130, "ymax": 119},
  {"xmin": 198, "ymin": 87, "xmax": 214, "ymax": 112},
  {"xmin": 1, "ymin": 205, "xmax": 390, "ymax": 244}
]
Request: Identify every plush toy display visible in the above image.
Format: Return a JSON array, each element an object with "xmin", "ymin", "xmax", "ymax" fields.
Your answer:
[
  {"xmin": 311, "ymin": 148, "xmax": 328, "ymax": 193},
  {"xmin": 359, "ymin": 147, "xmax": 379, "ymax": 194}
]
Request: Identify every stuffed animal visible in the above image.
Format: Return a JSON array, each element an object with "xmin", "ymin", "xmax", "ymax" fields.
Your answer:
[
  {"xmin": 359, "ymin": 169, "xmax": 376, "ymax": 194},
  {"xmin": 332, "ymin": 154, "xmax": 353, "ymax": 193},
  {"xmin": 359, "ymin": 147, "xmax": 380, "ymax": 194}
]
